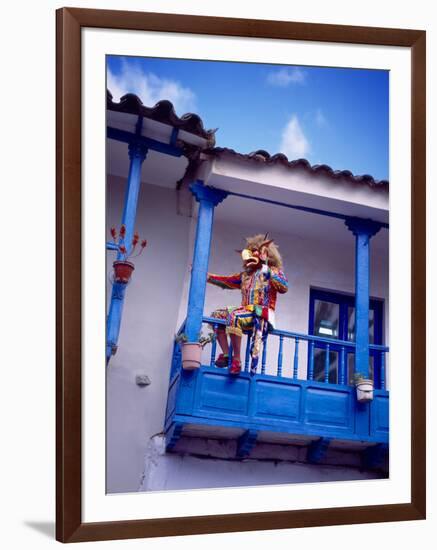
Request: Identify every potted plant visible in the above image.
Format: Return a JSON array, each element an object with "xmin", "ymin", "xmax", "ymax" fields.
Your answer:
[
  {"xmin": 353, "ymin": 372, "xmax": 374, "ymax": 403},
  {"xmin": 110, "ymin": 225, "xmax": 147, "ymax": 283},
  {"xmin": 175, "ymin": 331, "xmax": 216, "ymax": 370}
]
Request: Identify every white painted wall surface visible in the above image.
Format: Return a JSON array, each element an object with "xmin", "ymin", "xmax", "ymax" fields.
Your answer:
[
  {"xmin": 139, "ymin": 436, "xmax": 384, "ymax": 492},
  {"xmin": 106, "ymin": 176, "xmax": 389, "ymax": 493},
  {"xmin": 106, "ymin": 176, "xmax": 192, "ymax": 493},
  {"xmin": 206, "ymin": 157, "xmax": 389, "ymax": 222}
]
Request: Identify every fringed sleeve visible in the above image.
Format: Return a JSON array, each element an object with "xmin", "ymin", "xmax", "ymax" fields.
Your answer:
[
  {"xmin": 269, "ymin": 267, "xmax": 289, "ymax": 294},
  {"xmin": 207, "ymin": 272, "xmax": 242, "ymax": 290}
]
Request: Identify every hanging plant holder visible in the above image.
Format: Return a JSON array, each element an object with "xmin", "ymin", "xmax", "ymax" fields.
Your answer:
[
  {"xmin": 109, "ymin": 226, "xmax": 147, "ymax": 285},
  {"xmin": 181, "ymin": 342, "xmax": 202, "ymax": 370},
  {"xmin": 113, "ymin": 260, "xmax": 135, "ymax": 283},
  {"xmin": 355, "ymin": 378, "xmax": 374, "ymax": 403},
  {"xmin": 175, "ymin": 331, "xmax": 216, "ymax": 371}
]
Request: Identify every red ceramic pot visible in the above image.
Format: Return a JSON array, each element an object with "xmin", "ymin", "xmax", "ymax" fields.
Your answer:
[{"xmin": 113, "ymin": 260, "xmax": 135, "ymax": 283}]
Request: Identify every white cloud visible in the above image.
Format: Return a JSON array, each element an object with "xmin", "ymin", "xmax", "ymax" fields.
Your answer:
[
  {"xmin": 280, "ymin": 115, "xmax": 310, "ymax": 158},
  {"xmin": 315, "ymin": 108, "xmax": 328, "ymax": 127},
  {"xmin": 267, "ymin": 67, "xmax": 306, "ymax": 87},
  {"xmin": 107, "ymin": 59, "xmax": 197, "ymax": 114}
]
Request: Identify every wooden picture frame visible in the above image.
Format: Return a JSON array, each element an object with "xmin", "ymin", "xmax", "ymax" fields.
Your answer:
[{"xmin": 56, "ymin": 7, "xmax": 426, "ymax": 542}]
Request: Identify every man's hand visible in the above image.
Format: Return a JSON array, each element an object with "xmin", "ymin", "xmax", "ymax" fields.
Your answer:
[{"xmin": 261, "ymin": 263, "xmax": 270, "ymax": 279}]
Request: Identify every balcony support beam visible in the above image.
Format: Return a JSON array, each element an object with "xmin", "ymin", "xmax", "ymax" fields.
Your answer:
[
  {"xmin": 106, "ymin": 138, "xmax": 148, "ymax": 364},
  {"xmin": 307, "ymin": 437, "xmax": 331, "ymax": 463},
  {"xmin": 237, "ymin": 429, "xmax": 258, "ymax": 458},
  {"xmin": 107, "ymin": 125, "xmax": 183, "ymax": 157},
  {"xmin": 362, "ymin": 443, "xmax": 389, "ymax": 470},
  {"xmin": 165, "ymin": 422, "xmax": 184, "ymax": 451},
  {"xmin": 223, "ymin": 188, "xmax": 389, "ymax": 227}
]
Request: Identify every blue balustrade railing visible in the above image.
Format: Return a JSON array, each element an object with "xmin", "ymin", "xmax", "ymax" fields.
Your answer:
[
  {"xmin": 169, "ymin": 319, "xmax": 186, "ymax": 380},
  {"xmin": 293, "ymin": 338, "xmax": 299, "ymax": 379},
  {"xmin": 173, "ymin": 316, "xmax": 389, "ymax": 390},
  {"xmin": 244, "ymin": 334, "xmax": 251, "ymax": 372},
  {"xmin": 261, "ymin": 335, "xmax": 268, "ymax": 375}
]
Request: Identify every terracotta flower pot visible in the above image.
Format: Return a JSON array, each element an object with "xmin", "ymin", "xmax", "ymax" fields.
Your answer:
[
  {"xmin": 181, "ymin": 342, "xmax": 202, "ymax": 370},
  {"xmin": 355, "ymin": 379, "xmax": 374, "ymax": 403},
  {"xmin": 113, "ymin": 260, "xmax": 135, "ymax": 283}
]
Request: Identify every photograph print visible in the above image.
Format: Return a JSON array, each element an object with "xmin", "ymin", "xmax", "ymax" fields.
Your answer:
[{"xmin": 105, "ymin": 55, "xmax": 389, "ymax": 494}]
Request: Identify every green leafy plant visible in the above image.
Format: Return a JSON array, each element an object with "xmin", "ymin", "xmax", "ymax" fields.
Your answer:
[
  {"xmin": 175, "ymin": 333, "xmax": 188, "ymax": 344},
  {"xmin": 175, "ymin": 331, "xmax": 216, "ymax": 348},
  {"xmin": 353, "ymin": 372, "xmax": 371, "ymax": 384}
]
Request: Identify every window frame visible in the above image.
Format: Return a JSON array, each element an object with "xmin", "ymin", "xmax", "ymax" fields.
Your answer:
[{"xmin": 308, "ymin": 288, "xmax": 384, "ymax": 387}]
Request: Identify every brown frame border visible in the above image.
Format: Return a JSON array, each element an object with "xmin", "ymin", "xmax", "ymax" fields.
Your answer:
[{"xmin": 56, "ymin": 7, "xmax": 426, "ymax": 543}]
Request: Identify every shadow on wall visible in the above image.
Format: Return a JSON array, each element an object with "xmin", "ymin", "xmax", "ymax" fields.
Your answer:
[{"xmin": 23, "ymin": 522, "xmax": 55, "ymax": 539}]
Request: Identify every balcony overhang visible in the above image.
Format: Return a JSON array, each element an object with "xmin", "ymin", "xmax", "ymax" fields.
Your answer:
[
  {"xmin": 108, "ymin": 109, "xmax": 211, "ymax": 149},
  {"xmin": 165, "ymin": 364, "xmax": 389, "ymax": 467},
  {"xmin": 198, "ymin": 153, "xmax": 389, "ymax": 226}
]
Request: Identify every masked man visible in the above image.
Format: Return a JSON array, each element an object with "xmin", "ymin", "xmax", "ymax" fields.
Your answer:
[{"xmin": 207, "ymin": 234, "xmax": 288, "ymax": 375}]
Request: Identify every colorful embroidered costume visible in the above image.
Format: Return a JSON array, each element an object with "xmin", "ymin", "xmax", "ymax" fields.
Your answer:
[
  {"xmin": 207, "ymin": 234, "xmax": 288, "ymax": 374},
  {"xmin": 207, "ymin": 266, "xmax": 288, "ymax": 336}
]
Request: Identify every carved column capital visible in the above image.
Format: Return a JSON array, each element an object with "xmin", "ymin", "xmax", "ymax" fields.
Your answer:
[
  {"xmin": 189, "ymin": 181, "xmax": 228, "ymax": 206},
  {"xmin": 128, "ymin": 140, "xmax": 149, "ymax": 162},
  {"xmin": 345, "ymin": 217, "xmax": 382, "ymax": 238}
]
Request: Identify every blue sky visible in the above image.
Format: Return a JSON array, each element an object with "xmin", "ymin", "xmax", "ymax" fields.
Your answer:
[{"xmin": 107, "ymin": 56, "xmax": 389, "ymax": 181}]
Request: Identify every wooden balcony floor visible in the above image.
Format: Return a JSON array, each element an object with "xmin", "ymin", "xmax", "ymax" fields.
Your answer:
[{"xmin": 165, "ymin": 364, "xmax": 389, "ymax": 465}]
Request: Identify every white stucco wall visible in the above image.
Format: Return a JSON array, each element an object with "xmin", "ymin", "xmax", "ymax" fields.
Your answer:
[
  {"xmin": 204, "ymin": 156, "xmax": 389, "ymax": 223},
  {"xmin": 106, "ymin": 176, "xmax": 192, "ymax": 493},
  {"xmin": 106, "ymin": 176, "xmax": 389, "ymax": 493},
  {"xmin": 139, "ymin": 436, "xmax": 384, "ymax": 492}
]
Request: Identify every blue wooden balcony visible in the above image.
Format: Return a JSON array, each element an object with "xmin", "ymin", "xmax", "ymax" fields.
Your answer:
[{"xmin": 165, "ymin": 317, "xmax": 389, "ymax": 463}]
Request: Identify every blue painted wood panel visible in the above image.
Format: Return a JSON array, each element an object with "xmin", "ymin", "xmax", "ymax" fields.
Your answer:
[
  {"xmin": 305, "ymin": 386, "xmax": 353, "ymax": 431},
  {"xmin": 195, "ymin": 371, "xmax": 250, "ymax": 418},
  {"xmin": 370, "ymin": 391, "xmax": 389, "ymax": 438},
  {"xmin": 166, "ymin": 359, "xmax": 389, "ymax": 447},
  {"xmin": 253, "ymin": 380, "xmax": 301, "ymax": 423}
]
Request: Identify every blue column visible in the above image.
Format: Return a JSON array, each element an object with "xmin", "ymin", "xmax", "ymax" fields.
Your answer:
[
  {"xmin": 345, "ymin": 217, "xmax": 382, "ymax": 438},
  {"xmin": 106, "ymin": 140, "xmax": 148, "ymax": 364},
  {"xmin": 185, "ymin": 182, "xmax": 228, "ymax": 342},
  {"xmin": 106, "ymin": 282, "xmax": 127, "ymax": 360},
  {"xmin": 118, "ymin": 141, "xmax": 149, "ymax": 257},
  {"xmin": 345, "ymin": 218, "xmax": 382, "ymax": 379}
]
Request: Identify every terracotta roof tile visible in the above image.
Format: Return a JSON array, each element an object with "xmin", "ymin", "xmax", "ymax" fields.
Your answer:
[
  {"xmin": 107, "ymin": 90, "xmax": 217, "ymax": 145},
  {"xmin": 107, "ymin": 92, "xmax": 388, "ymax": 189},
  {"xmin": 206, "ymin": 147, "xmax": 389, "ymax": 190}
]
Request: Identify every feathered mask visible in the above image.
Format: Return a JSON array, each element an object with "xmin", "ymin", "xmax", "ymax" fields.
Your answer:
[{"xmin": 236, "ymin": 233, "xmax": 283, "ymax": 270}]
